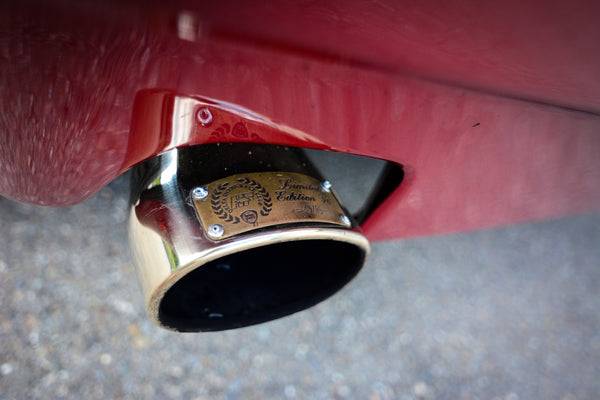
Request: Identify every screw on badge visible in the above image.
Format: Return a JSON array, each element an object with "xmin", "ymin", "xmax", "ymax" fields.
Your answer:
[
  {"xmin": 192, "ymin": 186, "xmax": 209, "ymax": 200},
  {"xmin": 207, "ymin": 224, "xmax": 225, "ymax": 239},
  {"xmin": 340, "ymin": 214, "xmax": 351, "ymax": 227},
  {"xmin": 320, "ymin": 180, "xmax": 332, "ymax": 192},
  {"xmin": 197, "ymin": 108, "xmax": 213, "ymax": 126}
]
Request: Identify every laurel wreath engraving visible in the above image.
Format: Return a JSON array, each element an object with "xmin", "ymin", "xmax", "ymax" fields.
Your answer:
[
  {"xmin": 211, "ymin": 182, "xmax": 239, "ymax": 223},
  {"xmin": 210, "ymin": 178, "xmax": 272, "ymax": 224}
]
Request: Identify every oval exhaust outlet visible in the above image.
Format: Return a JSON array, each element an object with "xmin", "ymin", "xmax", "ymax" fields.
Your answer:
[{"xmin": 128, "ymin": 143, "xmax": 369, "ymax": 332}]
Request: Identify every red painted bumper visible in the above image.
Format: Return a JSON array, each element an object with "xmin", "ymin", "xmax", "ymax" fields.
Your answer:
[{"xmin": 2, "ymin": 0, "xmax": 599, "ymax": 240}]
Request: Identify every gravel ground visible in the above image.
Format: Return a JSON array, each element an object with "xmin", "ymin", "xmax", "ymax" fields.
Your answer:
[{"xmin": 1, "ymin": 170, "xmax": 599, "ymax": 400}]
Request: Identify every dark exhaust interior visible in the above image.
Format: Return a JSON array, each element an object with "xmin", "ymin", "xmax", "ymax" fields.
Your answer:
[{"xmin": 158, "ymin": 240, "xmax": 365, "ymax": 332}]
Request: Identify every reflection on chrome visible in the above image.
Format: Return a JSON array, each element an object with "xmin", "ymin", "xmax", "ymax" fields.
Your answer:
[{"xmin": 128, "ymin": 90, "xmax": 329, "ymax": 166}]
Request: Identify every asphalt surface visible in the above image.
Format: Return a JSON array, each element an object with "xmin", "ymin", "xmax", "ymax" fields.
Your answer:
[{"xmin": 1, "ymin": 162, "xmax": 599, "ymax": 399}]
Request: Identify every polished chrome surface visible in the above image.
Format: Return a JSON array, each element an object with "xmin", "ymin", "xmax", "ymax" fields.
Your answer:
[{"xmin": 128, "ymin": 143, "xmax": 370, "ymax": 332}]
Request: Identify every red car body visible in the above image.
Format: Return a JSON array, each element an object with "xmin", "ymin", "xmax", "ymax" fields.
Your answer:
[{"xmin": 2, "ymin": 0, "xmax": 599, "ymax": 240}]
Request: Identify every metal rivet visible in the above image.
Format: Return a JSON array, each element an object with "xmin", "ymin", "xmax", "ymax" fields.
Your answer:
[
  {"xmin": 340, "ymin": 214, "xmax": 351, "ymax": 226},
  {"xmin": 197, "ymin": 108, "xmax": 213, "ymax": 126},
  {"xmin": 321, "ymin": 180, "xmax": 332, "ymax": 192},
  {"xmin": 192, "ymin": 186, "xmax": 208, "ymax": 200},
  {"xmin": 207, "ymin": 224, "xmax": 224, "ymax": 239}
]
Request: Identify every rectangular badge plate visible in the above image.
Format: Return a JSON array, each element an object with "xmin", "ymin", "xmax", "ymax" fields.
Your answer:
[{"xmin": 192, "ymin": 172, "xmax": 349, "ymax": 240}]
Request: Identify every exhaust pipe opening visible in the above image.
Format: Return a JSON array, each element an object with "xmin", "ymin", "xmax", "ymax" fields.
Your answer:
[
  {"xmin": 158, "ymin": 239, "xmax": 365, "ymax": 331},
  {"xmin": 128, "ymin": 143, "xmax": 370, "ymax": 332}
]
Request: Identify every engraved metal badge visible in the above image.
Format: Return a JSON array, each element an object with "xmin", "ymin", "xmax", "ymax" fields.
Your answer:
[{"xmin": 192, "ymin": 172, "xmax": 350, "ymax": 240}]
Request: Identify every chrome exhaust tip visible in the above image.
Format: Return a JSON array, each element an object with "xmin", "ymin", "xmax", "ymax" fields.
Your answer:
[{"xmin": 128, "ymin": 143, "xmax": 369, "ymax": 332}]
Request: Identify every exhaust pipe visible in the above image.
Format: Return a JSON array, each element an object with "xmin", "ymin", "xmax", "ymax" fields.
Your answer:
[{"xmin": 128, "ymin": 143, "xmax": 369, "ymax": 332}]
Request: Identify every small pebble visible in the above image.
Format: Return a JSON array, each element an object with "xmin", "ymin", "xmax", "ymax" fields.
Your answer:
[
  {"xmin": 100, "ymin": 353, "xmax": 112, "ymax": 366},
  {"xmin": 1, "ymin": 363, "xmax": 14, "ymax": 375},
  {"xmin": 413, "ymin": 381, "xmax": 431, "ymax": 398},
  {"xmin": 284, "ymin": 384, "xmax": 297, "ymax": 398}
]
